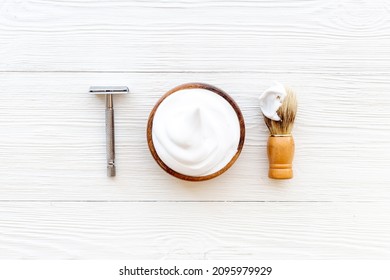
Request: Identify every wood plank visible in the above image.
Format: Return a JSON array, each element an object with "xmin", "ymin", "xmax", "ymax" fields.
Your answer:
[
  {"xmin": 0, "ymin": 72, "xmax": 389, "ymax": 201},
  {"xmin": 0, "ymin": 0, "xmax": 389, "ymax": 72},
  {"xmin": 0, "ymin": 202, "xmax": 388, "ymax": 259}
]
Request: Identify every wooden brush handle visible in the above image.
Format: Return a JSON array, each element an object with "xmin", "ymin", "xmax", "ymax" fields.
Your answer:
[{"xmin": 267, "ymin": 135, "xmax": 294, "ymax": 179}]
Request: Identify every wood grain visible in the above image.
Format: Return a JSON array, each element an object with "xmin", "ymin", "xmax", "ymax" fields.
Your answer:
[
  {"xmin": 0, "ymin": 72, "xmax": 389, "ymax": 202},
  {"xmin": 0, "ymin": 0, "xmax": 389, "ymax": 259},
  {"xmin": 0, "ymin": 0, "xmax": 390, "ymax": 72},
  {"xmin": 0, "ymin": 202, "xmax": 389, "ymax": 259}
]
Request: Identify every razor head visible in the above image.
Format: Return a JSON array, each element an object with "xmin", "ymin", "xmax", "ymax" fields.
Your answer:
[{"xmin": 89, "ymin": 86, "xmax": 129, "ymax": 94}]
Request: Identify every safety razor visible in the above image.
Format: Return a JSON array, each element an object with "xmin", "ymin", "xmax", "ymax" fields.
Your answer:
[{"xmin": 89, "ymin": 86, "xmax": 129, "ymax": 177}]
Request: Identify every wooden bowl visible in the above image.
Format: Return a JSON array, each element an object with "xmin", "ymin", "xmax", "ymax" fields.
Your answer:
[{"xmin": 146, "ymin": 83, "xmax": 245, "ymax": 181}]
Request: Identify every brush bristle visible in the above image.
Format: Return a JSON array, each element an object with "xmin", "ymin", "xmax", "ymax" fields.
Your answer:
[{"xmin": 264, "ymin": 87, "xmax": 297, "ymax": 135}]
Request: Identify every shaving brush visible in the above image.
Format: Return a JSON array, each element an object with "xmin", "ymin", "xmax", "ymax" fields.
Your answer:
[{"xmin": 259, "ymin": 84, "xmax": 297, "ymax": 179}]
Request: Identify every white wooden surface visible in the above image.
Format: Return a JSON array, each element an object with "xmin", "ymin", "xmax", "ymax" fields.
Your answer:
[{"xmin": 0, "ymin": 0, "xmax": 389, "ymax": 259}]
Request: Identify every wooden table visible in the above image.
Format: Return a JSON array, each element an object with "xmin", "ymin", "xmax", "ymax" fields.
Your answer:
[{"xmin": 0, "ymin": 0, "xmax": 389, "ymax": 259}]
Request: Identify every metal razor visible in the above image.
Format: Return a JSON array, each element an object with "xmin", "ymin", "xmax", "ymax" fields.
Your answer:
[{"xmin": 89, "ymin": 86, "xmax": 129, "ymax": 177}]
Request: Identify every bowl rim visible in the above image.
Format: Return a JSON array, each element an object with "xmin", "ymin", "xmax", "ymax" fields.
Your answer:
[{"xmin": 146, "ymin": 82, "xmax": 246, "ymax": 181}]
